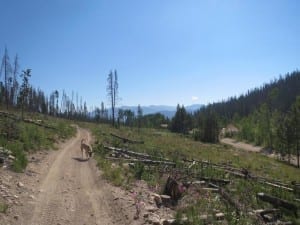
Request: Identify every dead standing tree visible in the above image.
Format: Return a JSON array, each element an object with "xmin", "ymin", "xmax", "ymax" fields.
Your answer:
[{"xmin": 107, "ymin": 70, "xmax": 118, "ymax": 127}]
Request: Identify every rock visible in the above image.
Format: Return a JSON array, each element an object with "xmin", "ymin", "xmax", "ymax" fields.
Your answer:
[
  {"xmin": 145, "ymin": 206, "xmax": 157, "ymax": 213},
  {"xmin": 29, "ymin": 195, "xmax": 35, "ymax": 200},
  {"xmin": 147, "ymin": 213, "xmax": 161, "ymax": 225},
  {"xmin": 8, "ymin": 155, "xmax": 15, "ymax": 160},
  {"xmin": 17, "ymin": 182, "xmax": 24, "ymax": 188},
  {"xmin": 14, "ymin": 215, "xmax": 19, "ymax": 220},
  {"xmin": 215, "ymin": 212, "xmax": 225, "ymax": 220},
  {"xmin": 153, "ymin": 194, "xmax": 162, "ymax": 207}
]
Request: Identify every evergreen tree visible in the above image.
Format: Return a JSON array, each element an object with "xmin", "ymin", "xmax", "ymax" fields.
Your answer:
[
  {"xmin": 290, "ymin": 96, "xmax": 300, "ymax": 167},
  {"xmin": 170, "ymin": 104, "xmax": 190, "ymax": 134},
  {"xmin": 19, "ymin": 69, "xmax": 31, "ymax": 119},
  {"xmin": 137, "ymin": 104, "xmax": 143, "ymax": 129}
]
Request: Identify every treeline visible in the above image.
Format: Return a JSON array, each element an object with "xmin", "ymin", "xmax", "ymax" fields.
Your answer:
[
  {"xmin": 201, "ymin": 71, "xmax": 300, "ymax": 122},
  {"xmin": 0, "ymin": 47, "xmax": 99, "ymax": 121},
  {"xmin": 192, "ymin": 71, "xmax": 300, "ymax": 167}
]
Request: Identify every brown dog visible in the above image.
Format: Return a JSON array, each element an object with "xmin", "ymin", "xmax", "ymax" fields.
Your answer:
[{"xmin": 80, "ymin": 138, "xmax": 93, "ymax": 159}]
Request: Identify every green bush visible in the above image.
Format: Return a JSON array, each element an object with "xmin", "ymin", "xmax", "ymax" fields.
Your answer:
[{"xmin": 8, "ymin": 142, "xmax": 28, "ymax": 172}]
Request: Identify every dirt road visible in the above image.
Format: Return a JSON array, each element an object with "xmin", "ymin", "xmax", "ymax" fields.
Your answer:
[{"xmin": 1, "ymin": 127, "xmax": 127, "ymax": 225}]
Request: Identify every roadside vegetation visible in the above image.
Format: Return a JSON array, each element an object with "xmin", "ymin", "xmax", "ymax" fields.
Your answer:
[{"xmin": 0, "ymin": 111, "xmax": 76, "ymax": 172}]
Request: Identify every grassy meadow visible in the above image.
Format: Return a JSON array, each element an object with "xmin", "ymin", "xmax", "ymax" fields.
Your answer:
[{"xmin": 86, "ymin": 122, "xmax": 300, "ymax": 225}]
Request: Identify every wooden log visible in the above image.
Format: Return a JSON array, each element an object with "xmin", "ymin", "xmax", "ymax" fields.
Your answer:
[
  {"xmin": 104, "ymin": 145, "xmax": 172, "ymax": 162},
  {"xmin": 254, "ymin": 208, "xmax": 280, "ymax": 216},
  {"xmin": 23, "ymin": 119, "xmax": 57, "ymax": 130},
  {"xmin": 110, "ymin": 133, "xmax": 144, "ymax": 144},
  {"xmin": 200, "ymin": 188, "xmax": 219, "ymax": 193},
  {"xmin": 198, "ymin": 177, "xmax": 230, "ymax": 185},
  {"xmin": 105, "ymin": 156, "xmax": 175, "ymax": 166},
  {"xmin": 263, "ymin": 182, "xmax": 294, "ymax": 192},
  {"xmin": 208, "ymin": 182, "xmax": 220, "ymax": 189},
  {"xmin": 257, "ymin": 193, "xmax": 298, "ymax": 215}
]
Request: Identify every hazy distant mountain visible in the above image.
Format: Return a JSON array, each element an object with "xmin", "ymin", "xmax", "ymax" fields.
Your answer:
[{"xmin": 118, "ymin": 104, "xmax": 203, "ymax": 118}]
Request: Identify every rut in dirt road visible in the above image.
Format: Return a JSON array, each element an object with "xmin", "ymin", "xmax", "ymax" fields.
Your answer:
[{"xmin": 27, "ymin": 128, "xmax": 120, "ymax": 225}]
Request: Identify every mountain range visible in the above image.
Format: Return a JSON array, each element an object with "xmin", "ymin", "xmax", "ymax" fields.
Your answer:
[{"xmin": 118, "ymin": 104, "xmax": 203, "ymax": 118}]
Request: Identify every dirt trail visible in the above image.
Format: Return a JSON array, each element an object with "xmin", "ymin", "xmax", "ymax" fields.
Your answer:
[
  {"xmin": 1, "ymin": 127, "xmax": 127, "ymax": 225},
  {"xmin": 220, "ymin": 138, "xmax": 263, "ymax": 152},
  {"xmin": 220, "ymin": 138, "xmax": 298, "ymax": 166}
]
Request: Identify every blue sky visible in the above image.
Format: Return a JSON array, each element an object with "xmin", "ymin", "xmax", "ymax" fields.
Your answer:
[{"xmin": 0, "ymin": 0, "xmax": 299, "ymax": 108}]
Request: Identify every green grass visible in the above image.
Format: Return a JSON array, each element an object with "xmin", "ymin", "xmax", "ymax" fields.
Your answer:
[
  {"xmin": 0, "ymin": 202, "xmax": 8, "ymax": 213},
  {"xmin": 86, "ymin": 122, "xmax": 300, "ymax": 224},
  {"xmin": 0, "ymin": 111, "xmax": 76, "ymax": 172}
]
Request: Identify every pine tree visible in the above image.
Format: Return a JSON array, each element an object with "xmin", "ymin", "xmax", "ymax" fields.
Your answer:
[{"xmin": 19, "ymin": 69, "xmax": 31, "ymax": 119}]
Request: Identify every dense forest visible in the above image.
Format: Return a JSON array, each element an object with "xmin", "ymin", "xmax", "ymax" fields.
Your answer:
[{"xmin": 169, "ymin": 71, "xmax": 300, "ymax": 167}]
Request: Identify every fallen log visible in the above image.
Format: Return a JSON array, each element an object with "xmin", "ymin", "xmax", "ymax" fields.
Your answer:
[
  {"xmin": 110, "ymin": 133, "xmax": 144, "ymax": 144},
  {"xmin": 200, "ymin": 187, "xmax": 219, "ymax": 193},
  {"xmin": 0, "ymin": 111, "xmax": 19, "ymax": 120},
  {"xmin": 104, "ymin": 146, "xmax": 170, "ymax": 162},
  {"xmin": 105, "ymin": 156, "xmax": 175, "ymax": 166},
  {"xmin": 23, "ymin": 118, "xmax": 57, "ymax": 130},
  {"xmin": 208, "ymin": 182, "xmax": 220, "ymax": 189},
  {"xmin": 257, "ymin": 193, "xmax": 298, "ymax": 215},
  {"xmin": 263, "ymin": 182, "xmax": 294, "ymax": 192},
  {"xmin": 254, "ymin": 208, "xmax": 281, "ymax": 222},
  {"xmin": 132, "ymin": 159, "xmax": 176, "ymax": 166},
  {"xmin": 198, "ymin": 177, "xmax": 230, "ymax": 185}
]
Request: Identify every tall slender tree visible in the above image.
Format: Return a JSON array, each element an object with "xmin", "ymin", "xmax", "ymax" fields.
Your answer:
[
  {"xmin": 11, "ymin": 54, "xmax": 19, "ymax": 106},
  {"xmin": 291, "ymin": 96, "xmax": 300, "ymax": 167},
  {"xmin": 106, "ymin": 70, "xmax": 119, "ymax": 126},
  {"xmin": 0, "ymin": 47, "xmax": 12, "ymax": 109},
  {"xmin": 137, "ymin": 104, "xmax": 143, "ymax": 130},
  {"xmin": 19, "ymin": 69, "xmax": 31, "ymax": 119}
]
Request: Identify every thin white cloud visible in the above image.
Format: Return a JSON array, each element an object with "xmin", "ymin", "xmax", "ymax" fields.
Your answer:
[{"xmin": 192, "ymin": 96, "xmax": 199, "ymax": 101}]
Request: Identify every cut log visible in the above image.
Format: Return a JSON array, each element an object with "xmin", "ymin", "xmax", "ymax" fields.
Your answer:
[
  {"xmin": 257, "ymin": 193, "xmax": 298, "ymax": 215},
  {"xmin": 110, "ymin": 133, "xmax": 144, "ymax": 144},
  {"xmin": 160, "ymin": 194, "xmax": 172, "ymax": 206}
]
